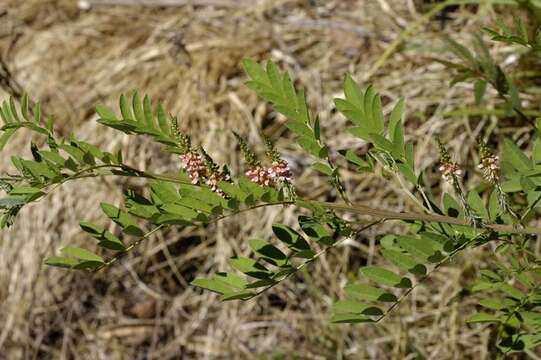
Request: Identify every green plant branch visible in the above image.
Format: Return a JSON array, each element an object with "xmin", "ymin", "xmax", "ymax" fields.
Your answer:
[
  {"xmin": 375, "ymin": 233, "xmax": 482, "ymax": 323},
  {"xmin": 17, "ymin": 159, "xmax": 541, "ymax": 236},
  {"xmin": 63, "ymin": 163, "xmax": 192, "ymax": 185},
  {"xmin": 91, "ymin": 224, "xmax": 167, "ymax": 272},
  {"xmin": 318, "ymin": 201, "xmax": 541, "ymax": 235},
  {"xmin": 89, "ymin": 202, "xmax": 297, "ymax": 273},
  {"xmin": 10, "ymin": 163, "xmax": 195, "ymax": 208},
  {"xmin": 249, "ymin": 219, "xmax": 385, "ymax": 299},
  {"xmin": 327, "ymin": 157, "xmax": 352, "ymax": 205},
  {"xmin": 520, "ymin": 192, "xmax": 541, "ymax": 222}
]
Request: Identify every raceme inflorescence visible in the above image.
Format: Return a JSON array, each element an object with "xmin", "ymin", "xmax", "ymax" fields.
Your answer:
[{"xmin": 1, "ymin": 16, "xmax": 541, "ymax": 355}]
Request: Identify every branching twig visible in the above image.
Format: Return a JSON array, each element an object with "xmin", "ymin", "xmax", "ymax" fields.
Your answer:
[{"xmin": 250, "ymin": 220, "xmax": 385, "ymax": 299}]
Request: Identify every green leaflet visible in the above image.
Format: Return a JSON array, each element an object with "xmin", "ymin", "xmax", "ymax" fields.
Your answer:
[
  {"xmin": 478, "ymin": 298, "xmax": 517, "ymax": 310},
  {"xmin": 61, "ymin": 246, "xmax": 103, "ymax": 262},
  {"xmin": 344, "ymin": 284, "xmax": 397, "ymax": 302},
  {"xmin": 0, "ymin": 128, "xmax": 16, "ymax": 151},
  {"xmin": 100, "ymin": 203, "xmax": 144, "ymax": 236},
  {"xmin": 397, "ymin": 236, "xmax": 444, "ymax": 263},
  {"xmin": 332, "ymin": 300, "xmax": 383, "ymax": 316},
  {"xmin": 311, "ymin": 162, "xmax": 334, "ymax": 176},
  {"xmin": 396, "ymin": 163, "xmax": 417, "ymax": 184},
  {"xmin": 97, "ymin": 93, "xmax": 179, "ymax": 148},
  {"xmin": 248, "ymin": 239, "xmax": 288, "ymax": 267},
  {"xmin": 272, "ymin": 223, "xmax": 314, "ymax": 257},
  {"xmin": 498, "ymin": 283, "xmax": 525, "ymax": 300},
  {"xmin": 238, "ymin": 176, "xmax": 268, "ymax": 201},
  {"xmin": 466, "ymin": 191, "xmax": 489, "ymax": 220},
  {"xmin": 229, "ymin": 256, "xmax": 272, "ymax": 279},
  {"xmin": 44, "ymin": 256, "xmax": 79, "ymax": 269},
  {"xmin": 335, "ymin": 76, "xmax": 384, "ymax": 141},
  {"xmin": 388, "ymin": 99, "xmax": 405, "ymax": 158},
  {"xmin": 192, "ymin": 272, "xmax": 251, "ymax": 300},
  {"xmin": 330, "ymin": 313, "xmax": 374, "ymax": 323},
  {"xmin": 80, "ymin": 221, "xmax": 125, "ymax": 251},
  {"xmin": 502, "ymin": 138, "xmax": 532, "ymax": 173},
  {"xmin": 340, "ymin": 149, "xmax": 373, "ymax": 172},
  {"xmin": 299, "ymin": 215, "xmax": 334, "ymax": 246},
  {"xmin": 45, "ymin": 246, "xmax": 105, "ymax": 270},
  {"xmin": 360, "ymin": 266, "xmax": 412, "ymax": 288},
  {"xmin": 381, "ymin": 249, "xmax": 427, "ymax": 276},
  {"xmin": 151, "ymin": 180, "xmax": 181, "ymax": 204},
  {"xmin": 443, "ymin": 193, "xmax": 462, "ymax": 218},
  {"xmin": 467, "ymin": 312, "xmax": 501, "ymax": 324},
  {"xmin": 218, "ymin": 181, "xmax": 249, "ymax": 202}
]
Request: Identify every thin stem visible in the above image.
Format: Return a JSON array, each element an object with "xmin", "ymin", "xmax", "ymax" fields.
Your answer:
[
  {"xmin": 375, "ymin": 233, "xmax": 481, "ymax": 322},
  {"xmin": 25, "ymin": 163, "xmax": 194, "ymax": 207},
  {"xmin": 90, "ymin": 202, "xmax": 296, "ymax": 273},
  {"xmin": 250, "ymin": 220, "xmax": 385, "ymax": 299},
  {"xmin": 520, "ymin": 192, "xmax": 541, "ymax": 222},
  {"xmin": 394, "ymin": 166, "xmax": 427, "ymax": 211},
  {"xmin": 64, "ymin": 164, "xmax": 192, "ymax": 185},
  {"xmin": 318, "ymin": 201, "xmax": 541, "ymax": 235},
  {"xmin": 372, "ymin": 152, "xmax": 428, "ymax": 212},
  {"xmin": 91, "ymin": 224, "xmax": 167, "ymax": 273},
  {"xmin": 326, "ymin": 149, "xmax": 351, "ymax": 205},
  {"xmin": 14, "ymin": 161, "xmax": 541, "ymax": 238}
]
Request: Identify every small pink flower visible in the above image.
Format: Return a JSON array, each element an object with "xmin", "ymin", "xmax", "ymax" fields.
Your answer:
[
  {"xmin": 180, "ymin": 152, "xmax": 207, "ymax": 185},
  {"xmin": 205, "ymin": 172, "xmax": 230, "ymax": 196},
  {"xmin": 246, "ymin": 166, "xmax": 275, "ymax": 187},
  {"xmin": 478, "ymin": 155, "xmax": 499, "ymax": 182},
  {"xmin": 439, "ymin": 162, "xmax": 462, "ymax": 183},
  {"xmin": 267, "ymin": 160, "xmax": 292, "ymax": 183}
]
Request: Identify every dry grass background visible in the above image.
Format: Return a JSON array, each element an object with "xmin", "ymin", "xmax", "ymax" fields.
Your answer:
[{"xmin": 0, "ymin": 0, "xmax": 537, "ymax": 359}]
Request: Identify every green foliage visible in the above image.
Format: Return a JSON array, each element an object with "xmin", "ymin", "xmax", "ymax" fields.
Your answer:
[
  {"xmin": 484, "ymin": 17, "xmax": 541, "ymax": 50},
  {"xmin": 468, "ymin": 244, "xmax": 541, "ymax": 353},
  {"xmin": 441, "ymin": 34, "xmax": 522, "ymax": 112},
  {"xmin": 96, "ymin": 92, "xmax": 190, "ymax": 153},
  {"xmin": 1, "ymin": 14, "xmax": 541, "ymax": 356},
  {"xmin": 243, "ymin": 59, "xmax": 326, "ymax": 159},
  {"xmin": 192, "ymin": 216, "xmax": 343, "ymax": 301}
]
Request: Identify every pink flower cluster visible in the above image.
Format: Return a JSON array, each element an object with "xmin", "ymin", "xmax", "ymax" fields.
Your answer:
[
  {"xmin": 439, "ymin": 162, "xmax": 462, "ymax": 183},
  {"xmin": 246, "ymin": 160, "xmax": 292, "ymax": 187},
  {"xmin": 205, "ymin": 172, "xmax": 230, "ymax": 196},
  {"xmin": 478, "ymin": 155, "xmax": 499, "ymax": 182},
  {"xmin": 268, "ymin": 160, "xmax": 292, "ymax": 183},
  {"xmin": 180, "ymin": 152, "xmax": 231, "ymax": 196},
  {"xmin": 179, "ymin": 152, "xmax": 207, "ymax": 184},
  {"xmin": 246, "ymin": 166, "xmax": 274, "ymax": 187}
]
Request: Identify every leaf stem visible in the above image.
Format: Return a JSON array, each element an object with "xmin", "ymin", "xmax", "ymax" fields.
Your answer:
[
  {"xmin": 317, "ymin": 201, "xmax": 541, "ymax": 235},
  {"xmin": 249, "ymin": 220, "xmax": 385, "ymax": 299},
  {"xmin": 91, "ymin": 224, "xmax": 167, "ymax": 272},
  {"xmin": 374, "ymin": 234, "xmax": 480, "ymax": 323}
]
